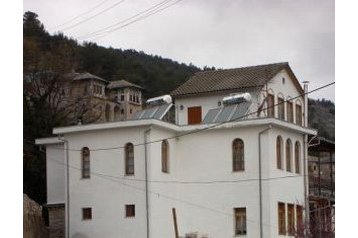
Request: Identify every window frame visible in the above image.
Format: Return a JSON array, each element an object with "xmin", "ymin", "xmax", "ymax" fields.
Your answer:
[
  {"xmin": 295, "ymin": 141, "xmax": 301, "ymax": 174},
  {"xmin": 125, "ymin": 204, "xmax": 135, "ymax": 218},
  {"xmin": 277, "ymin": 96, "xmax": 285, "ymax": 120},
  {"xmin": 276, "ymin": 136, "xmax": 283, "ymax": 170},
  {"xmin": 161, "ymin": 140, "xmax": 169, "ymax": 173},
  {"xmin": 82, "ymin": 207, "xmax": 92, "ymax": 220},
  {"xmin": 267, "ymin": 93, "xmax": 275, "ymax": 117},
  {"xmin": 287, "ymin": 204, "xmax": 295, "ymax": 235},
  {"xmin": 296, "ymin": 103, "xmax": 302, "ymax": 126},
  {"xmin": 125, "ymin": 143, "xmax": 134, "ymax": 175},
  {"xmin": 234, "ymin": 207, "xmax": 247, "ymax": 236},
  {"xmin": 232, "ymin": 138, "xmax": 245, "ymax": 172},
  {"xmin": 286, "ymin": 139, "xmax": 292, "ymax": 172},
  {"xmin": 81, "ymin": 147, "xmax": 90, "ymax": 179},
  {"xmin": 278, "ymin": 202, "xmax": 286, "ymax": 235},
  {"xmin": 287, "ymin": 101, "xmax": 294, "ymax": 123}
]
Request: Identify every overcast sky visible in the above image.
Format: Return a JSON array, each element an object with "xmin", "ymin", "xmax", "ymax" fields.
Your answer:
[{"xmin": 23, "ymin": 0, "xmax": 335, "ymax": 101}]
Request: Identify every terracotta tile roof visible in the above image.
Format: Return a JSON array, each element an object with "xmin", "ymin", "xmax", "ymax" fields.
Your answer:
[
  {"xmin": 69, "ymin": 72, "xmax": 108, "ymax": 83},
  {"xmin": 171, "ymin": 62, "xmax": 301, "ymax": 97},
  {"xmin": 107, "ymin": 80, "xmax": 144, "ymax": 90}
]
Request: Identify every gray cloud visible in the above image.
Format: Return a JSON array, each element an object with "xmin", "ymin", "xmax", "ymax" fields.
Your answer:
[{"xmin": 24, "ymin": 0, "xmax": 335, "ymax": 100}]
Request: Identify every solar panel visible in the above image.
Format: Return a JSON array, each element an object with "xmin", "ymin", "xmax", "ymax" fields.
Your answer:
[
  {"xmin": 131, "ymin": 110, "xmax": 144, "ymax": 120},
  {"xmin": 153, "ymin": 104, "xmax": 173, "ymax": 120},
  {"xmin": 141, "ymin": 107, "xmax": 159, "ymax": 119},
  {"xmin": 214, "ymin": 105, "xmax": 237, "ymax": 123},
  {"xmin": 130, "ymin": 104, "xmax": 173, "ymax": 120},
  {"xmin": 202, "ymin": 108, "xmax": 221, "ymax": 124},
  {"xmin": 230, "ymin": 102, "xmax": 252, "ymax": 121}
]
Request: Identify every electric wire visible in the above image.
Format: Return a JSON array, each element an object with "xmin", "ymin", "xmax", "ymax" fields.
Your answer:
[
  {"xmin": 48, "ymin": 0, "xmax": 113, "ymax": 31},
  {"xmin": 77, "ymin": 0, "xmax": 181, "ymax": 40},
  {"xmin": 90, "ymin": 0, "xmax": 185, "ymax": 40},
  {"xmin": 57, "ymin": 0, "xmax": 127, "ymax": 32}
]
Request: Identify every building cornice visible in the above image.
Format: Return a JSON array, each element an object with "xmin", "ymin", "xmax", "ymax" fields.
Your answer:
[{"xmin": 51, "ymin": 118, "xmax": 316, "ymax": 136}]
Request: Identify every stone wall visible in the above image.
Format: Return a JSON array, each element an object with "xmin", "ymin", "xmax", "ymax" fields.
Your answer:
[
  {"xmin": 23, "ymin": 194, "xmax": 48, "ymax": 238},
  {"xmin": 47, "ymin": 204, "xmax": 65, "ymax": 238}
]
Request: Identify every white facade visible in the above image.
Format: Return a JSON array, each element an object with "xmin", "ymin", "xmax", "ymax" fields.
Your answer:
[{"xmin": 38, "ymin": 66, "xmax": 315, "ymax": 238}]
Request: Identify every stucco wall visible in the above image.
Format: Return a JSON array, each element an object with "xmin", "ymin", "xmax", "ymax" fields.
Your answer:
[
  {"xmin": 65, "ymin": 126, "xmax": 149, "ymax": 238},
  {"xmin": 46, "ymin": 144, "xmax": 66, "ymax": 205}
]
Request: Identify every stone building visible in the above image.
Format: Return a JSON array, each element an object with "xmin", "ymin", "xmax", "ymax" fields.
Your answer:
[{"xmin": 66, "ymin": 72, "xmax": 144, "ymax": 124}]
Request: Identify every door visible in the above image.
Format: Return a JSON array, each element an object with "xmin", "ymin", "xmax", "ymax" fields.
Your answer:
[{"xmin": 187, "ymin": 106, "xmax": 202, "ymax": 125}]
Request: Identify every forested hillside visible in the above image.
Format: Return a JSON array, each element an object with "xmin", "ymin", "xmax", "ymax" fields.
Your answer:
[
  {"xmin": 23, "ymin": 11, "xmax": 334, "ymax": 204},
  {"xmin": 308, "ymin": 98, "xmax": 335, "ymax": 141}
]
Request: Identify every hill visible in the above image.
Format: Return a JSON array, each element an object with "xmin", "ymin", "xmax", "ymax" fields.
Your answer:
[{"xmin": 308, "ymin": 98, "xmax": 335, "ymax": 141}]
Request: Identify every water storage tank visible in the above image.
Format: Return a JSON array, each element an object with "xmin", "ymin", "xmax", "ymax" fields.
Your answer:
[
  {"xmin": 222, "ymin": 93, "xmax": 251, "ymax": 105},
  {"xmin": 146, "ymin": 95, "xmax": 172, "ymax": 106}
]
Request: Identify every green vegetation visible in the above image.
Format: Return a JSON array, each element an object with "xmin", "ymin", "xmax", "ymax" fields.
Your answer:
[{"xmin": 308, "ymin": 98, "xmax": 335, "ymax": 141}]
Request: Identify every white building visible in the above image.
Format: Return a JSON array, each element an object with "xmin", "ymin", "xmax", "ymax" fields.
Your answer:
[{"xmin": 37, "ymin": 62, "xmax": 316, "ymax": 238}]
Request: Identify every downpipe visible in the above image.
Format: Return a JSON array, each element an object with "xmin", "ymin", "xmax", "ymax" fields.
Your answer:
[
  {"xmin": 144, "ymin": 127, "xmax": 152, "ymax": 238},
  {"xmin": 258, "ymin": 125, "xmax": 272, "ymax": 238}
]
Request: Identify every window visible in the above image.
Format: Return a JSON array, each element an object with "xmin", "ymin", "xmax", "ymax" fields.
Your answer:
[
  {"xmin": 114, "ymin": 106, "xmax": 120, "ymax": 121},
  {"xmin": 125, "ymin": 143, "xmax": 134, "ymax": 175},
  {"xmin": 120, "ymin": 95, "xmax": 125, "ymax": 101},
  {"xmin": 295, "ymin": 141, "xmax": 301, "ymax": 174},
  {"xmin": 125, "ymin": 204, "xmax": 135, "ymax": 217},
  {"xmin": 105, "ymin": 104, "xmax": 111, "ymax": 122},
  {"xmin": 234, "ymin": 208, "xmax": 247, "ymax": 235},
  {"xmin": 81, "ymin": 147, "xmax": 90, "ymax": 179},
  {"xmin": 267, "ymin": 94, "xmax": 275, "ymax": 117},
  {"xmin": 286, "ymin": 139, "xmax": 292, "ymax": 172},
  {"xmin": 276, "ymin": 136, "xmax": 283, "ymax": 170},
  {"xmin": 296, "ymin": 104, "xmax": 302, "ymax": 126},
  {"xmin": 278, "ymin": 202, "xmax": 286, "ymax": 235},
  {"xmin": 296, "ymin": 205, "xmax": 303, "ymax": 231},
  {"xmin": 278, "ymin": 97, "xmax": 285, "ymax": 120},
  {"xmin": 287, "ymin": 204, "xmax": 294, "ymax": 235},
  {"xmin": 233, "ymin": 139, "xmax": 245, "ymax": 171},
  {"xmin": 82, "ymin": 208, "xmax": 92, "ymax": 220},
  {"xmin": 187, "ymin": 106, "xmax": 202, "ymax": 125},
  {"xmin": 287, "ymin": 101, "xmax": 293, "ymax": 123},
  {"xmin": 161, "ymin": 140, "xmax": 169, "ymax": 173}
]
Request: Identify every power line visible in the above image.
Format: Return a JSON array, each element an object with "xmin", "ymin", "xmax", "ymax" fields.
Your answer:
[
  {"xmin": 77, "ymin": 0, "xmax": 182, "ymax": 40},
  {"xmin": 57, "ymin": 0, "xmax": 127, "ymax": 32},
  {"xmin": 90, "ymin": 0, "xmax": 185, "ymax": 40},
  {"xmin": 48, "ymin": 0, "xmax": 113, "ymax": 31},
  {"xmin": 37, "ymin": 81, "xmax": 335, "ymax": 152}
]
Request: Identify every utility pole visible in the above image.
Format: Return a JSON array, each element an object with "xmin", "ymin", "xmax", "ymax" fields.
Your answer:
[{"xmin": 172, "ymin": 208, "xmax": 179, "ymax": 238}]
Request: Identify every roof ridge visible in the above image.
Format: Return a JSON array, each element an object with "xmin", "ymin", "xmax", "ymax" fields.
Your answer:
[{"xmin": 195, "ymin": 62, "xmax": 288, "ymax": 75}]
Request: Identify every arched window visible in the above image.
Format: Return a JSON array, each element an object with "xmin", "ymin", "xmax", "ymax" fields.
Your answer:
[
  {"xmin": 233, "ymin": 139, "xmax": 244, "ymax": 171},
  {"xmin": 114, "ymin": 106, "xmax": 120, "ymax": 121},
  {"xmin": 105, "ymin": 104, "xmax": 111, "ymax": 122},
  {"xmin": 295, "ymin": 141, "xmax": 301, "ymax": 174},
  {"xmin": 277, "ymin": 94, "xmax": 285, "ymax": 120},
  {"xmin": 295, "ymin": 100, "xmax": 303, "ymax": 126},
  {"xmin": 286, "ymin": 139, "xmax": 292, "ymax": 172},
  {"xmin": 161, "ymin": 140, "xmax": 169, "ymax": 173},
  {"xmin": 125, "ymin": 143, "xmax": 134, "ymax": 175},
  {"xmin": 81, "ymin": 147, "xmax": 90, "ymax": 179},
  {"xmin": 276, "ymin": 136, "xmax": 283, "ymax": 169}
]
